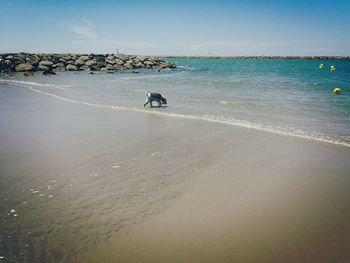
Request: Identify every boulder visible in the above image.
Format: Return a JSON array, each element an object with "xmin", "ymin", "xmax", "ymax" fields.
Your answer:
[
  {"xmin": 105, "ymin": 64, "xmax": 115, "ymax": 70},
  {"xmin": 75, "ymin": 59, "xmax": 86, "ymax": 66},
  {"xmin": 59, "ymin": 58, "xmax": 68, "ymax": 64},
  {"xmin": 107, "ymin": 55, "xmax": 115, "ymax": 61},
  {"xmin": 15, "ymin": 63, "xmax": 33, "ymax": 72},
  {"xmin": 115, "ymin": 59, "xmax": 125, "ymax": 65},
  {"xmin": 136, "ymin": 55, "xmax": 146, "ymax": 62},
  {"xmin": 54, "ymin": 66, "xmax": 66, "ymax": 72},
  {"xmin": 133, "ymin": 62, "xmax": 145, "ymax": 68},
  {"xmin": 26, "ymin": 56, "xmax": 40, "ymax": 64},
  {"xmin": 78, "ymin": 55, "xmax": 89, "ymax": 62},
  {"xmin": 82, "ymin": 66, "xmax": 91, "ymax": 71},
  {"xmin": 106, "ymin": 59, "xmax": 115, "ymax": 65},
  {"xmin": 124, "ymin": 62, "xmax": 133, "ymax": 69},
  {"xmin": 144, "ymin": 61, "xmax": 154, "ymax": 66},
  {"xmin": 39, "ymin": 60, "xmax": 53, "ymax": 67},
  {"xmin": 66, "ymin": 64, "xmax": 78, "ymax": 71},
  {"xmin": 51, "ymin": 57, "xmax": 60, "ymax": 64},
  {"xmin": 114, "ymin": 65, "xmax": 125, "ymax": 70},
  {"xmin": 38, "ymin": 65, "xmax": 49, "ymax": 71},
  {"xmin": 85, "ymin": 60, "xmax": 96, "ymax": 66},
  {"xmin": 52, "ymin": 63, "xmax": 65, "ymax": 68},
  {"xmin": 62, "ymin": 55, "xmax": 72, "ymax": 61}
]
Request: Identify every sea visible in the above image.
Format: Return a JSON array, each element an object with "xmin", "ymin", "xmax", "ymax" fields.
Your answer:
[{"xmin": 1, "ymin": 58, "xmax": 350, "ymax": 146}]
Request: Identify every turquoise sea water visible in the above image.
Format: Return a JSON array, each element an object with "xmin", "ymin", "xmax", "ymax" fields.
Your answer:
[{"xmin": 1, "ymin": 58, "xmax": 349, "ymax": 145}]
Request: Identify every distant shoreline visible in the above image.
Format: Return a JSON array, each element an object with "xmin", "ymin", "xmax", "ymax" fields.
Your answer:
[{"xmin": 162, "ymin": 55, "xmax": 350, "ymax": 60}]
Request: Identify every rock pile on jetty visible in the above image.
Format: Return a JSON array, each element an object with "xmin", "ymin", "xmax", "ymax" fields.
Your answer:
[{"xmin": 0, "ymin": 53, "xmax": 176, "ymax": 74}]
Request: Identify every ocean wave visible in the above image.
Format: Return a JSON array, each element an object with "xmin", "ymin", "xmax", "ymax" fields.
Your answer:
[{"xmin": 1, "ymin": 78, "xmax": 349, "ymax": 148}]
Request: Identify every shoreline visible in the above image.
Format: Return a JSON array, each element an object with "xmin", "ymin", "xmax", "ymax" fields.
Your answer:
[{"xmin": 1, "ymin": 78, "xmax": 349, "ymax": 148}]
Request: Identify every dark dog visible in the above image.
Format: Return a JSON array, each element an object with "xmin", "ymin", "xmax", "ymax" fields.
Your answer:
[{"xmin": 144, "ymin": 92, "xmax": 167, "ymax": 107}]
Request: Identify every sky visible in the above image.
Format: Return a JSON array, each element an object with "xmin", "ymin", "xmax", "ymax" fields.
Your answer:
[{"xmin": 0, "ymin": 0, "xmax": 349, "ymax": 56}]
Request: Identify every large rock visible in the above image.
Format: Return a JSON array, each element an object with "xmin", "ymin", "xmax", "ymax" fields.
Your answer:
[
  {"xmin": 124, "ymin": 62, "xmax": 133, "ymax": 69},
  {"xmin": 38, "ymin": 65, "xmax": 49, "ymax": 71},
  {"xmin": 85, "ymin": 60, "xmax": 96, "ymax": 66},
  {"xmin": 133, "ymin": 62, "xmax": 145, "ymax": 68},
  {"xmin": 39, "ymin": 60, "xmax": 53, "ymax": 67},
  {"xmin": 136, "ymin": 55, "xmax": 146, "ymax": 62},
  {"xmin": 144, "ymin": 61, "xmax": 154, "ymax": 67},
  {"xmin": 75, "ymin": 59, "xmax": 86, "ymax": 66},
  {"xmin": 59, "ymin": 58, "xmax": 68, "ymax": 64},
  {"xmin": 115, "ymin": 59, "xmax": 125, "ymax": 65},
  {"xmin": 105, "ymin": 64, "xmax": 115, "ymax": 70},
  {"xmin": 78, "ymin": 55, "xmax": 89, "ymax": 62},
  {"xmin": 81, "ymin": 65, "xmax": 91, "ymax": 71},
  {"xmin": 15, "ymin": 63, "xmax": 33, "ymax": 72},
  {"xmin": 26, "ymin": 56, "xmax": 40, "ymax": 64},
  {"xmin": 66, "ymin": 64, "xmax": 78, "ymax": 71},
  {"xmin": 52, "ymin": 62, "xmax": 65, "ymax": 68},
  {"xmin": 107, "ymin": 55, "xmax": 115, "ymax": 61},
  {"xmin": 106, "ymin": 59, "xmax": 115, "ymax": 65},
  {"xmin": 54, "ymin": 66, "xmax": 66, "ymax": 72}
]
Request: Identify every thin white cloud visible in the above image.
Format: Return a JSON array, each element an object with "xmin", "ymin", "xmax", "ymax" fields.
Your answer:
[
  {"xmin": 71, "ymin": 25, "xmax": 97, "ymax": 39},
  {"xmin": 63, "ymin": 19, "xmax": 97, "ymax": 39}
]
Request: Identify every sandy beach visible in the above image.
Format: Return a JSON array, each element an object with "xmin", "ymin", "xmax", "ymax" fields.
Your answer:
[
  {"xmin": 1, "ymin": 81, "xmax": 350, "ymax": 262},
  {"xmin": 2, "ymin": 0, "xmax": 350, "ymax": 261}
]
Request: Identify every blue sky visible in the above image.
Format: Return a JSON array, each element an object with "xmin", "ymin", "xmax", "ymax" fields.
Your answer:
[{"xmin": 1, "ymin": 0, "xmax": 349, "ymax": 55}]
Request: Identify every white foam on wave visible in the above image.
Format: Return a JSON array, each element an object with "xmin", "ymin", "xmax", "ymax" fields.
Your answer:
[{"xmin": 1, "ymin": 78, "xmax": 350, "ymax": 148}]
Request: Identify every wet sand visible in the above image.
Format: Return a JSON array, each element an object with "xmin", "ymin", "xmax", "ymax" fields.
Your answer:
[
  {"xmin": 1, "ymin": 83, "xmax": 350, "ymax": 262},
  {"xmin": 87, "ymin": 134, "xmax": 350, "ymax": 263}
]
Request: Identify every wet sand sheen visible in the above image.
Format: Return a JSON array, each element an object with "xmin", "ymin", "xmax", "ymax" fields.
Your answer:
[
  {"xmin": 1, "ymin": 83, "xmax": 350, "ymax": 262},
  {"xmin": 86, "ymin": 133, "xmax": 350, "ymax": 263}
]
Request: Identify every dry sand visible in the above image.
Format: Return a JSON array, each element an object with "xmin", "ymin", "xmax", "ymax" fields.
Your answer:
[{"xmin": 1, "ymin": 83, "xmax": 350, "ymax": 263}]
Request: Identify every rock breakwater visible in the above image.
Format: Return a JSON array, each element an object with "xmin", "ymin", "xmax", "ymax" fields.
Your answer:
[{"xmin": 0, "ymin": 53, "xmax": 176, "ymax": 74}]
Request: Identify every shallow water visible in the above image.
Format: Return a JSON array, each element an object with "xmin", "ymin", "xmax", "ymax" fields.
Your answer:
[{"xmin": 1, "ymin": 58, "xmax": 349, "ymax": 146}]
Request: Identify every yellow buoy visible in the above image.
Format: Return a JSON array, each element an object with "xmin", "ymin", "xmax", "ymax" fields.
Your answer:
[
  {"xmin": 333, "ymin": 87, "xmax": 341, "ymax": 95},
  {"xmin": 319, "ymin": 63, "xmax": 324, "ymax": 69},
  {"xmin": 330, "ymin": 65, "xmax": 336, "ymax": 72}
]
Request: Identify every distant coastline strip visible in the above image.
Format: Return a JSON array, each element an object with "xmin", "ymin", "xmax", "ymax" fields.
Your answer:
[{"xmin": 162, "ymin": 55, "xmax": 350, "ymax": 60}]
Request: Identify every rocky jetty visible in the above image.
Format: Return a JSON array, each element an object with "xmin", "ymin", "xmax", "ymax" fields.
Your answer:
[{"xmin": 0, "ymin": 53, "xmax": 176, "ymax": 74}]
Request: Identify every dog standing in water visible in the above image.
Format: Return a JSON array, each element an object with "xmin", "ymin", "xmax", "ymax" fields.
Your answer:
[{"xmin": 144, "ymin": 92, "xmax": 167, "ymax": 107}]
